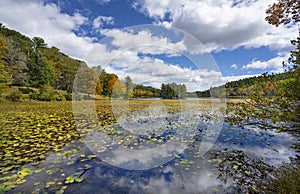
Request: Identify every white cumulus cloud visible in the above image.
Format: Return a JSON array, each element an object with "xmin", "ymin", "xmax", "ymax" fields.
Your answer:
[
  {"xmin": 93, "ymin": 16, "xmax": 114, "ymax": 29},
  {"xmin": 134, "ymin": 0, "xmax": 298, "ymax": 53},
  {"xmin": 0, "ymin": 0, "xmax": 94, "ymax": 59},
  {"xmin": 242, "ymin": 55, "xmax": 287, "ymax": 70},
  {"xmin": 99, "ymin": 28, "xmax": 187, "ymax": 55}
]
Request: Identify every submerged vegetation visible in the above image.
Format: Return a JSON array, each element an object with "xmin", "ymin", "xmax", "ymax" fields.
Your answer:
[{"xmin": 0, "ymin": 100, "xmax": 298, "ymax": 193}]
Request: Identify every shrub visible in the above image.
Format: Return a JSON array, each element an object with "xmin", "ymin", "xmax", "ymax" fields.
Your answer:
[
  {"xmin": 269, "ymin": 166, "xmax": 300, "ymax": 193},
  {"xmin": 6, "ymin": 91, "xmax": 23, "ymax": 102},
  {"xmin": 18, "ymin": 87, "xmax": 35, "ymax": 94},
  {"xmin": 63, "ymin": 93, "xmax": 72, "ymax": 101},
  {"xmin": 276, "ymin": 78, "xmax": 300, "ymax": 99},
  {"xmin": 30, "ymin": 86, "xmax": 59, "ymax": 101}
]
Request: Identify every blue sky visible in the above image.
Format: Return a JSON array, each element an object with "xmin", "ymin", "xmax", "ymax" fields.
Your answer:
[{"xmin": 0, "ymin": 0, "xmax": 298, "ymax": 91}]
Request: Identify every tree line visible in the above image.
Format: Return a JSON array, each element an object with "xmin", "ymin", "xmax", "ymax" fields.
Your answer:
[
  {"xmin": 195, "ymin": 70, "xmax": 299, "ymax": 100},
  {"xmin": 1, "ymin": 23, "xmax": 298, "ymax": 101}
]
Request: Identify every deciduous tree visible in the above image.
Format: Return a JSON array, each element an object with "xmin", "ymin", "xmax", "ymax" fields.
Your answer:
[{"xmin": 266, "ymin": 0, "xmax": 300, "ymax": 67}]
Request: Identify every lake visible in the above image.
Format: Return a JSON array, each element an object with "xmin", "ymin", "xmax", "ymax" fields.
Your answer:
[{"xmin": 0, "ymin": 101, "xmax": 299, "ymax": 193}]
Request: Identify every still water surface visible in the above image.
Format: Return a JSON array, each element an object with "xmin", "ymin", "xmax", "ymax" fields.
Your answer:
[{"xmin": 11, "ymin": 119, "xmax": 299, "ymax": 194}]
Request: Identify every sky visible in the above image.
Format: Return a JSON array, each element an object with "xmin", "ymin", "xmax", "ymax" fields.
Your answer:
[{"xmin": 0, "ymin": 0, "xmax": 298, "ymax": 91}]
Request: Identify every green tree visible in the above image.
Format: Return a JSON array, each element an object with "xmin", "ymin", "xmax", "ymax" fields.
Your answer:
[
  {"xmin": 28, "ymin": 37, "xmax": 56, "ymax": 87},
  {"xmin": 161, "ymin": 83, "xmax": 175, "ymax": 99},
  {"xmin": 161, "ymin": 83, "xmax": 187, "ymax": 99},
  {"xmin": 42, "ymin": 46, "xmax": 80, "ymax": 93},
  {"xmin": 32, "ymin": 37, "xmax": 47, "ymax": 51}
]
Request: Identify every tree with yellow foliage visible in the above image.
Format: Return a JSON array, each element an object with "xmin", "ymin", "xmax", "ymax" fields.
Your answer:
[{"xmin": 0, "ymin": 37, "xmax": 10, "ymax": 93}]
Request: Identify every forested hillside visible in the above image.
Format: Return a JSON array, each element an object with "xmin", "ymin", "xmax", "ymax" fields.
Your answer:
[
  {"xmin": 0, "ymin": 25, "xmax": 128, "ymax": 100},
  {"xmin": 1, "ymin": 25, "xmax": 299, "ymax": 101},
  {"xmin": 0, "ymin": 25, "xmax": 81, "ymax": 100},
  {"xmin": 0, "ymin": 25, "xmax": 191, "ymax": 100},
  {"xmin": 195, "ymin": 70, "xmax": 299, "ymax": 100}
]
